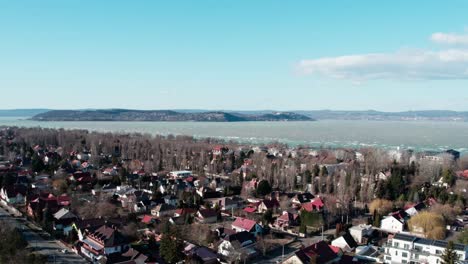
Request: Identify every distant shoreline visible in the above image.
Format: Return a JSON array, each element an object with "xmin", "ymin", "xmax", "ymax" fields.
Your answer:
[{"xmin": 1, "ymin": 108, "xmax": 468, "ymax": 122}]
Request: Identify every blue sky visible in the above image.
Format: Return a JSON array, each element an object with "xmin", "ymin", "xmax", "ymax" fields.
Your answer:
[{"xmin": 1, "ymin": 1, "xmax": 468, "ymax": 111}]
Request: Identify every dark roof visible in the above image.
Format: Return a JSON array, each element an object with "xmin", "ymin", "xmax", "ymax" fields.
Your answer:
[
  {"xmin": 296, "ymin": 193, "xmax": 314, "ymax": 203},
  {"xmin": 413, "ymin": 202, "xmax": 426, "ymax": 211},
  {"xmin": 342, "ymin": 233, "xmax": 358, "ymax": 249},
  {"xmin": 225, "ymin": 231, "xmax": 255, "ymax": 244},
  {"xmin": 394, "ymin": 233, "xmax": 416, "ymax": 242},
  {"xmin": 90, "ymin": 224, "xmax": 127, "ymax": 247},
  {"xmin": 395, "ymin": 233, "xmax": 467, "ymax": 251},
  {"xmin": 261, "ymin": 199, "xmax": 279, "ymax": 209},
  {"xmin": 295, "ymin": 241, "xmax": 338, "ymax": 264},
  {"xmin": 198, "ymin": 209, "xmax": 217, "ymax": 218},
  {"xmin": 414, "ymin": 237, "xmax": 432, "ymax": 246},
  {"xmin": 192, "ymin": 247, "xmax": 217, "ymax": 261}
]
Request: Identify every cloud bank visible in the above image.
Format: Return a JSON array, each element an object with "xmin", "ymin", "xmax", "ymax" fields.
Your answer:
[
  {"xmin": 299, "ymin": 31, "xmax": 468, "ymax": 81},
  {"xmin": 431, "ymin": 32, "xmax": 468, "ymax": 45}
]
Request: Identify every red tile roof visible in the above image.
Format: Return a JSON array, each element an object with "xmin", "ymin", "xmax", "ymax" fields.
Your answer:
[
  {"xmin": 141, "ymin": 215, "xmax": 153, "ymax": 224},
  {"xmin": 301, "ymin": 197, "xmax": 324, "ymax": 212},
  {"xmin": 232, "ymin": 217, "xmax": 257, "ymax": 232},
  {"xmin": 175, "ymin": 208, "xmax": 196, "ymax": 216},
  {"xmin": 243, "ymin": 207, "xmax": 257, "ymax": 213}
]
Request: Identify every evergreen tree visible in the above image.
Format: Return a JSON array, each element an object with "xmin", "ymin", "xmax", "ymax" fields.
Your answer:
[
  {"xmin": 441, "ymin": 241, "xmax": 459, "ymax": 264},
  {"xmin": 256, "ymin": 180, "xmax": 272, "ymax": 196},
  {"xmin": 262, "ymin": 209, "xmax": 273, "ymax": 225},
  {"xmin": 373, "ymin": 210, "xmax": 381, "ymax": 227},
  {"xmin": 160, "ymin": 227, "xmax": 184, "ymax": 264}
]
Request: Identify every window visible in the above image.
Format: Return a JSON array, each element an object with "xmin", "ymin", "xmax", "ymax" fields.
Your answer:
[
  {"xmin": 404, "ymin": 244, "xmax": 409, "ymax": 249},
  {"xmin": 394, "ymin": 242, "xmax": 400, "ymax": 248},
  {"xmin": 386, "ymin": 256, "xmax": 391, "ymax": 260},
  {"xmin": 436, "ymin": 250, "xmax": 442, "ymax": 254},
  {"xmin": 402, "ymin": 260, "xmax": 407, "ymax": 264},
  {"xmin": 402, "ymin": 252, "xmax": 408, "ymax": 258}
]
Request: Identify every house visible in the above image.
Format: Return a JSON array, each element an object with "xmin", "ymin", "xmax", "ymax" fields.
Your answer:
[
  {"xmin": 174, "ymin": 208, "xmax": 197, "ymax": 217},
  {"xmin": 196, "ymin": 209, "xmax": 218, "ymax": 224},
  {"xmin": 218, "ymin": 231, "xmax": 257, "ymax": 260},
  {"xmin": 232, "ymin": 217, "xmax": 263, "ymax": 236},
  {"xmin": 383, "ymin": 233, "xmax": 468, "ymax": 264},
  {"xmin": 104, "ymin": 248, "xmax": 149, "ymax": 264},
  {"xmin": 404, "ymin": 202, "xmax": 426, "ymax": 217},
  {"xmin": 283, "ymin": 241, "xmax": 340, "ymax": 264},
  {"xmin": 331, "ymin": 233, "xmax": 358, "ymax": 252},
  {"xmin": 205, "ymin": 197, "xmax": 239, "ymax": 211},
  {"xmin": 355, "ymin": 245, "xmax": 383, "ymax": 263},
  {"xmin": 53, "ymin": 208, "xmax": 77, "ymax": 235},
  {"xmin": 73, "ymin": 218, "xmax": 124, "ymax": 241},
  {"xmin": 196, "ymin": 186, "xmax": 221, "ymax": 199},
  {"xmin": 349, "ymin": 224, "xmax": 374, "ymax": 244},
  {"xmin": 151, "ymin": 203, "xmax": 176, "ymax": 217},
  {"xmin": 257, "ymin": 199, "xmax": 279, "ymax": 214},
  {"xmin": 275, "ymin": 211, "xmax": 299, "ymax": 229},
  {"xmin": 163, "ymin": 195, "xmax": 178, "ymax": 207},
  {"xmin": 380, "ymin": 210, "xmax": 408, "ymax": 233},
  {"xmin": 300, "ymin": 197, "xmax": 324, "ymax": 212},
  {"xmin": 0, "ymin": 185, "xmax": 27, "ymax": 205},
  {"xmin": 169, "ymin": 170, "xmax": 192, "ymax": 179},
  {"xmin": 141, "ymin": 215, "xmax": 156, "ymax": 225},
  {"xmin": 79, "ymin": 224, "xmax": 129, "ymax": 262},
  {"xmin": 189, "ymin": 246, "xmax": 218, "ymax": 264},
  {"xmin": 291, "ymin": 192, "xmax": 315, "ymax": 205}
]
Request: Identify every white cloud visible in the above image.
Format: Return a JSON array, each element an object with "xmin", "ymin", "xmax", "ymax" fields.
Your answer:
[
  {"xmin": 298, "ymin": 31, "xmax": 468, "ymax": 81},
  {"xmin": 431, "ymin": 32, "xmax": 468, "ymax": 45}
]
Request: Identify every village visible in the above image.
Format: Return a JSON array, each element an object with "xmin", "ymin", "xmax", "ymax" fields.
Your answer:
[{"xmin": 0, "ymin": 127, "xmax": 467, "ymax": 264}]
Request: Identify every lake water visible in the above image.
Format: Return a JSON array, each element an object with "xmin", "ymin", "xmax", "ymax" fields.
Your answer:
[{"xmin": 1, "ymin": 117, "xmax": 467, "ymax": 153}]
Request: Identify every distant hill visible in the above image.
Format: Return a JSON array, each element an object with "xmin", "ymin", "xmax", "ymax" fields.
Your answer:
[
  {"xmin": 31, "ymin": 109, "xmax": 314, "ymax": 122},
  {"xmin": 0, "ymin": 109, "xmax": 49, "ymax": 117}
]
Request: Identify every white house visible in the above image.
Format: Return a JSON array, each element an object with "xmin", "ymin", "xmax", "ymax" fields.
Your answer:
[
  {"xmin": 404, "ymin": 202, "xmax": 426, "ymax": 217},
  {"xmin": 0, "ymin": 186, "xmax": 26, "ymax": 205},
  {"xmin": 383, "ymin": 233, "xmax": 468, "ymax": 264},
  {"xmin": 349, "ymin": 224, "xmax": 374, "ymax": 244},
  {"xmin": 331, "ymin": 233, "xmax": 358, "ymax": 252},
  {"xmin": 381, "ymin": 213, "xmax": 406, "ymax": 233},
  {"xmin": 169, "ymin": 170, "xmax": 192, "ymax": 179},
  {"xmin": 217, "ymin": 231, "xmax": 256, "ymax": 259}
]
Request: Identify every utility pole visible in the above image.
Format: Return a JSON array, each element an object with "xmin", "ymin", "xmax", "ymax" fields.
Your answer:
[
  {"xmin": 321, "ymin": 225, "xmax": 324, "ymax": 241},
  {"xmin": 282, "ymin": 243, "xmax": 285, "ymax": 262}
]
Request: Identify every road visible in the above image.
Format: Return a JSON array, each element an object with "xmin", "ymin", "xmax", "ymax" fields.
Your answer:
[{"xmin": 0, "ymin": 206, "xmax": 88, "ymax": 264}]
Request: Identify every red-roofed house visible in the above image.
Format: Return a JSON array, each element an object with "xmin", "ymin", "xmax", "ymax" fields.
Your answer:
[
  {"xmin": 301, "ymin": 197, "xmax": 324, "ymax": 212},
  {"xmin": 232, "ymin": 217, "xmax": 263, "ymax": 236},
  {"xmin": 283, "ymin": 241, "xmax": 340, "ymax": 264},
  {"xmin": 275, "ymin": 211, "xmax": 299, "ymax": 229},
  {"xmin": 243, "ymin": 206, "xmax": 257, "ymax": 214},
  {"xmin": 174, "ymin": 208, "xmax": 197, "ymax": 217},
  {"xmin": 456, "ymin": 170, "xmax": 468, "ymax": 179},
  {"xmin": 141, "ymin": 215, "xmax": 155, "ymax": 225},
  {"xmin": 79, "ymin": 224, "xmax": 129, "ymax": 262}
]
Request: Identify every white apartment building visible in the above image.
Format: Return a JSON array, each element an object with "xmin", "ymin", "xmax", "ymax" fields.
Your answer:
[{"xmin": 383, "ymin": 233, "xmax": 467, "ymax": 264}]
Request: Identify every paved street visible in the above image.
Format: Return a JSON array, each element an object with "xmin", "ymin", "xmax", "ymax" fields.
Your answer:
[{"xmin": 0, "ymin": 206, "xmax": 88, "ymax": 264}]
